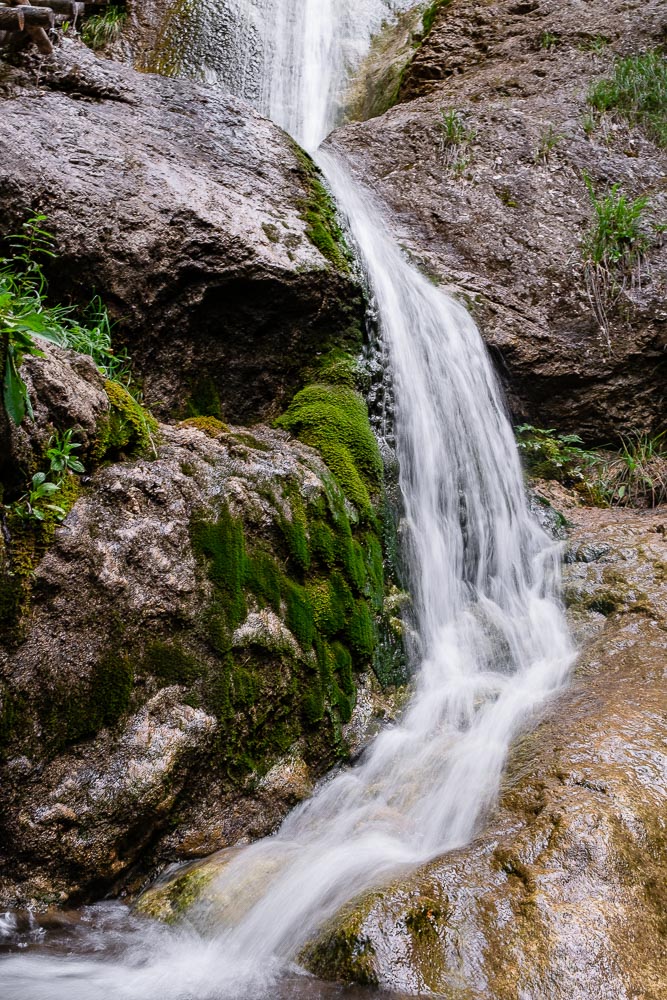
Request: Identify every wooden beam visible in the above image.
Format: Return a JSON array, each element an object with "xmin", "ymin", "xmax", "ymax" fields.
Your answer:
[
  {"xmin": 0, "ymin": 6, "xmax": 55, "ymax": 28},
  {"xmin": 26, "ymin": 0, "xmax": 84, "ymax": 14}
]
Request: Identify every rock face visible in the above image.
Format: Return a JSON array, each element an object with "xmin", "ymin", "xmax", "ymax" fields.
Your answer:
[
  {"xmin": 302, "ymin": 498, "xmax": 667, "ymax": 999},
  {"xmin": 329, "ymin": 0, "xmax": 666, "ymax": 441},
  {"xmin": 0, "ymin": 398, "xmax": 398, "ymax": 908},
  {"xmin": 0, "ymin": 41, "xmax": 364, "ymax": 423}
]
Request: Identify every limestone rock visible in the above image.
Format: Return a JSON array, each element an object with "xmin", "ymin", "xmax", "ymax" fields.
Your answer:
[{"xmin": 0, "ymin": 41, "xmax": 364, "ymax": 423}]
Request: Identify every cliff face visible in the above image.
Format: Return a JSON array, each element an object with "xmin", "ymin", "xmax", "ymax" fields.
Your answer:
[{"xmin": 329, "ymin": 0, "xmax": 666, "ymax": 441}]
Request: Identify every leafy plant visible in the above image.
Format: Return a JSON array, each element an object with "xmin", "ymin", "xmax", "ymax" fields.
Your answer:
[
  {"xmin": 580, "ymin": 174, "xmax": 651, "ymax": 345},
  {"xmin": 1, "ymin": 217, "xmax": 66, "ymax": 425},
  {"xmin": 516, "ymin": 425, "xmax": 599, "ymax": 484},
  {"xmin": 82, "ymin": 5, "xmax": 126, "ymax": 51},
  {"xmin": 11, "ymin": 472, "xmax": 66, "ymax": 523},
  {"xmin": 588, "ymin": 50, "xmax": 667, "ymax": 147},
  {"xmin": 603, "ymin": 431, "xmax": 667, "ymax": 507},
  {"xmin": 46, "ymin": 429, "xmax": 85, "ymax": 475}
]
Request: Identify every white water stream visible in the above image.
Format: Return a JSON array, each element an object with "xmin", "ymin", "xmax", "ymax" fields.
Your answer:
[{"xmin": 0, "ymin": 2, "xmax": 575, "ymax": 996}]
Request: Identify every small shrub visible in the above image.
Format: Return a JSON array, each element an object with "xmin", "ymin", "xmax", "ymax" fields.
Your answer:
[
  {"xmin": 82, "ymin": 5, "xmax": 126, "ymax": 51},
  {"xmin": 588, "ymin": 50, "xmax": 667, "ymax": 147},
  {"xmin": 516, "ymin": 425, "xmax": 599, "ymax": 485},
  {"xmin": 580, "ymin": 35, "xmax": 610, "ymax": 54}
]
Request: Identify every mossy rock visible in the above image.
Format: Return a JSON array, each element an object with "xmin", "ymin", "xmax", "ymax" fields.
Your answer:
[{"xmin": 95, "ymin": 380, "xmax": 158, "ymax": 461}]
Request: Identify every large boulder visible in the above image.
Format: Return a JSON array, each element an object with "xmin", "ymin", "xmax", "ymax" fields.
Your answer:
[
  {"xmin": 0, "ymin": 408, "xmax": 399, "ymax": 908},
  {"xmin": 328, "ymin": 0, "xmax": 666, "ymax": 441},
  {"xmin": 302, "ymin": 499, "xmax": 667, "ymax": 998},
  {"xmin": 0, "ymin": 41, "xmax": 364, "ymax": 423}
]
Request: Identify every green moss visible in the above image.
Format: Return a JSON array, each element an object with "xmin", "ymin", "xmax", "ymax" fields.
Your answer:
[
  {"xmin": 346, "ymin": 600, "xmax": 376, "ymax": 660},
  {"xmin": 95, "ymin": 380, "xmax": 158, "ymax": 461},
  {"xmin": 280, "ymin": 487, "xmax": 310, "ymax": 572},
  {"xmin": 422, "ymin": 0, "xmax": 451, "ymax": 38},
  {"xmin": 291, "ymin": 144, "xmax": 352, "ymax": 272},
  {"xmin": 191, "ymin": 507, "xmax": 248, "ymax": 631},
  {"xmin": 284, "ymin": 579, "xmax": 316, "ymax": 649},
  {"xmin": 44, "ymin": 650, "xmax": 135, "ymax": 751},
  {"xmin": 180, "ymin": 416, "xmax": 229, "ymax": 437},
  {"xmin": 276, "ymin": 384, "xmax": 382, "ymax": 517},
  {"xmin": 185, "ymin": 377, "xmax": 224, "ymax": 421},
  {"xmin": 142, "ymin": 640, "xmax": 205, "ymax": 685},
  {"xmin": 245, "ymin": 551, "xmax": 283, "ymax": 612}
]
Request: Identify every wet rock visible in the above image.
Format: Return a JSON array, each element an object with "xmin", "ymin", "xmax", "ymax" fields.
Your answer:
[
  {"xmin": 328, "ymin": 0, "xmax": 666, "ymax": 441},
  {"xmin": 0, "ymin": 41, "xmax": 364, "ymax": 423},
  {"xmin": 302, "ymin": 503, "xmax": 667, "ymax": 999},
  {"xmin": 0, "ymin": 421, "xmax": 392, "ymax": 908}
]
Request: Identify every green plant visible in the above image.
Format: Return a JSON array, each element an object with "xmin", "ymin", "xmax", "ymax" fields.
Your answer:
[
  {"xmin": 438, "ymin": 109, "xmax": 476, "ymax": 171},
  {"xmin": 1, "ymin": 217, "xmax": 65, "ymax": 425},
  {"xmin": 580, "ymin": 35, "xmax": 610, "ymax": 54},
  {"xmin": 10, "ymin": 472, "xmax": 66, "ymax": 523},
  {"xmin": 539, "ymin": 31, "xmax": 560, "ymax": 51},
  {"xmin": 1, "ymin": 216, "xmax": 132, "ymax": 429},
  {"xmin": 582, "ymin": 112, "xmax": 597, "ymax": 136},
  {"xmin": 516, "ymin": 425, "xmax": 599, "ymax": 485},
  {"xmin": 46, "ymin": 428, "xmax": 85, "ymax": 475},
  {"xmin": 588, "ymin": 50, "xmax": 667, "ymax": 147},
  {"xmin": 81, "ymin": 5, "xmax": 126, "ymax": 51},
  {"xmin": 604, "ymin": 431, "xmax": 667, "ymax": 507},
  {"xmin": 536, "ymin": 125, "xmax": 563, "ymax": 163},
  {"xmin": 580, "ymin": 174, "xmax": 651, "ymax": 344}
]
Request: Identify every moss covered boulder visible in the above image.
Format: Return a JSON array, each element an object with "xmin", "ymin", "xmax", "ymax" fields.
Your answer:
[{"xmin": 0, "ymin": 408, "xmax": 403, "ymax": 908}]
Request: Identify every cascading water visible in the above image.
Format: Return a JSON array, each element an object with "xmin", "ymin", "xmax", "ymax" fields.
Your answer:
[{"xmin": 0, "ymin": 2, "xmax": 575, "ymax": 997}]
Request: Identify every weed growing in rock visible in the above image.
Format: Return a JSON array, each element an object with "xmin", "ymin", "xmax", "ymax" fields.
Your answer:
[
  {"xmin": 582, "ymin": 112, "xmax": 598, "ymax": 136},
  {"xmin": 536, "ymin": 125, "xmax": 563, "ymax": 163},
  {"xmin": 539, "ymin": 31, "xmax": 560, "ymax": 51},
  {"xmin": 580, "ymin": 35, "xmax": 610, "ymax": 54},
  {"xmin": 82, "ymin": 5, "xmax": 126, "ymax": 51},
  {"xmin": 438, "ymin": 109, "xmax": 476, "ymax": 173},
  {"xmin": 604, "ymin": 432, "xmax": 667, "ymax": 507},
  {"xmin": 588, "ymin": 50, "xmax": 667, "ymax": 147},
  {"xmin": 580, "ymin": 174, "xmax": 651, "ymax": 347},
  {"xmin": 46, "ymin": 429, "xmax": 85, "ymax": 476},
  {"xmin": 517, "ymin": 425, "xmax": 667, "ymax": 508}
]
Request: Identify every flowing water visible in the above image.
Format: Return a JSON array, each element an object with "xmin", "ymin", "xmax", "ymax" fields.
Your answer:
[{"xmin": 0, "ymin": 1, "xmax": 575, "ymax": 996}]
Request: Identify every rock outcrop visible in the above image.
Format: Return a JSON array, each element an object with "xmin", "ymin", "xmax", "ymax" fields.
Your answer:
[
  {"xmin": 0, "ymin": 41, "xmax": 364, "ymax": 424},
  {"xmin": 329, "ymin": 0, "xmax": 666, "ymax": 441},
  {"xmin": 0, "ymin": 401, "xmax": 399, "ymax": 908},
  {"xmin": 301, "ymin": 496, "xmax": 667, "ymax": 998}
]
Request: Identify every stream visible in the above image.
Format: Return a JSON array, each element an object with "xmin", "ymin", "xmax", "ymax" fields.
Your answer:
[{"xmin": 0, "ymin": 1, "xmax": 576, "ymax": 996}]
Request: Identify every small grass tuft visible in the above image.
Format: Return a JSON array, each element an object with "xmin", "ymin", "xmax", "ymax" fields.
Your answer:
[
  {"xmin": 438, "ymin": 108, "xmax": 476, "ymax": 174},
  {"xmin": 580, "ymin": 174, "xmax": 652, "ymax": 346},
  {"xmin": 588, "ymin": 50, "xmax": 667, "ymax": 147},
  {"xmin": 82, "ymin": 5, "xmax": 127, "ymax": 51}
]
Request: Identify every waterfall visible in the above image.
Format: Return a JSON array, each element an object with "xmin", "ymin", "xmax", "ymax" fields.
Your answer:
[{"xmin": 0, "ymin": 1, "xmax": 575, "ymax": 996}]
